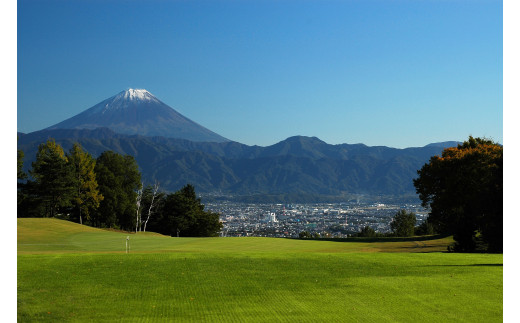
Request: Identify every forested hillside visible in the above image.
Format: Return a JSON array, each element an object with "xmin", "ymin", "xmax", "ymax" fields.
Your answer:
[{"xmin": 18, "ymin": 128, "xmax": 455, "ymax": 197}]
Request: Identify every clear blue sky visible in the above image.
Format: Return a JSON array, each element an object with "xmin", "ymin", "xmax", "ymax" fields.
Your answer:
[{"xmin": 17, "ymin": 0, "xmax": 503, "ymax": 148}]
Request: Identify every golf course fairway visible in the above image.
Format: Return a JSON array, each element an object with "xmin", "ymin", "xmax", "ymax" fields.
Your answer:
[{"xmin": 18, "ymin": 218, "xmax": 502, "ymax": 322}]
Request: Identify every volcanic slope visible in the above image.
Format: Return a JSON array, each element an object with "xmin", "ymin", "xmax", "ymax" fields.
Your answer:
[{"xmin": 45, "ymin": 89, "xmax": 230, "ymax": 143}]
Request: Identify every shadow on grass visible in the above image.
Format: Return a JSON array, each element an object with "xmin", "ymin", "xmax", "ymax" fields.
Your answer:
[
  {"xmin": 290, "ymin": 234, "xmax": 451, "ymax": 243},
  {"xmin": 427, "ymin": 263, "xmax": 503, "ymax": 267}
]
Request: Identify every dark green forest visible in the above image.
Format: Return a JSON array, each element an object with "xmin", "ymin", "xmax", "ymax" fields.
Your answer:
[{"xmin": 17, "ymin": 139, "xmax": 222, "ymax": 236}]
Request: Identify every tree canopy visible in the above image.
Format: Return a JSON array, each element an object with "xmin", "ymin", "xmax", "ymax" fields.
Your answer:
[
  {"xmin": 150, "ymin": 184, "xmax": 222, "ymax": 237},
  {"xmin": 390, "ymin": 210, "xmax": 416, "ymax": 237},
  {"xmin": 94, "ymin": 151, "xmax": 141, "ymax": 230},
  {"xmin": 28, "ymin": 139, "xmax": 75, "ymax": 218},
  {"xmin": 356, "ymin": 226, "xmax": 379, "ymax": 238},
  {"xmin": 18, "ymin": 139, "xmax": 222, "ymax": 237},
  {"xmin": 67, "ymin": 143, "xmax": 103, "ymax": 225},
  {"xmin": 413, "ymin": 136, "xmax": 502, "ymax": 252},
  {"xmin": 17, "ymin": 143, "xmax": 28, "ymax": 215},
  {"xmin": 17, "ymin": 146, "xmax": 27, "ymax": 181}
]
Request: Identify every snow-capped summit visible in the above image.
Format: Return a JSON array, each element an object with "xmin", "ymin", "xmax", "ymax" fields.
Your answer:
[
  {"xmin": 45, "ymin": 89, "xmax": 230, "ymax": 143},
  {"xmin": 118, "ymin": 89, "xmax": 157, "ymax": 102},
  {"xmin": 91, "ymin": 89, "xmax": 161, "ymax": 114}
]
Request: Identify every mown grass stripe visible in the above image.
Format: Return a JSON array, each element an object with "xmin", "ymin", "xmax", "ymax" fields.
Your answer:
[{"xmin": 18, "ymin": 219, "xmax": 502, "ymax": 322}]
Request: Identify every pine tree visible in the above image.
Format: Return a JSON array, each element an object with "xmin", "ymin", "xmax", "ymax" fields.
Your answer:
[
  {"xmin": 17, "ymin": 147, "xmax": 27, "ymax": 180},
  {"xmin": 29, "ymin": 139, "xmax": 75, "ymax": 218},
  {"xmin": 67, "ymin": 143, "xmax": 103, "ymax": 225},
  {"xmin": 17, "ymin": 144, "xmax": 29, "ymax": 217},
  {"xmin": 94, "ymin": 151, "xmax": 141, "ymax": 230}
]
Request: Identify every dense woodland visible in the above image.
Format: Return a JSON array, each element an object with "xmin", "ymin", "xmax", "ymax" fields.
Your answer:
[{"xmin": 17, "ymin": 139, "xmax": 222, "ymax": 236}]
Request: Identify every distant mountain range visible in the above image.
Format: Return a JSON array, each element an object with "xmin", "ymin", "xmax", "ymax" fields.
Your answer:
[
  {"xmin": 18, "ymin": 89, "xmax": 459, "ymax": 201},
  {"xmin": 18, "ymin": 128, "xmax": 458, "ymax": 199}
]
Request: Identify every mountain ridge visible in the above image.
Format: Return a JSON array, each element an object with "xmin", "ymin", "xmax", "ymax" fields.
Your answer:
[
  {"xmin": 18, "ymin": 128, "xmax": 458, "ymax": 198},
  {"xmin": 20, "ymin": 89, "xmax": 461, "ymax": 199}
]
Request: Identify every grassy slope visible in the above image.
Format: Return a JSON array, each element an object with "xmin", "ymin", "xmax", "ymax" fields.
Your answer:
[
  {"xmin": 18, "ymin": 219, "xmax": 502, "ymax": 322},
  {"xmin": 18, "ymin": 218, "xmax": 453, "ymax": 254}
]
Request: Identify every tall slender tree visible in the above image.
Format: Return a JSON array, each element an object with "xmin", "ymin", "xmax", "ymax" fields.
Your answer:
[
  {"xmin": 67, "ymin": 143, "xmax": 103, "ymax": 225},
  {"xmin": 94, "ymin": 151, "xmax": 141, "ymax": 230},
  {"xmin": 136, "ymin": 183, "xmax": 143, "ymax": 232},
  {"xmin": 142, "ymin": 181, "xmax": 161, "ymax": 232},
  {"xmin": 29, "ymin": 139, "xmax": 75, "ymax": 218},
  {"xmin": 17, "ymin": 144, "xmax": 29, "ymax": 217},
  {"xmin": 17, "ymin": 146, "xmax": 27, "ymax": 181}
]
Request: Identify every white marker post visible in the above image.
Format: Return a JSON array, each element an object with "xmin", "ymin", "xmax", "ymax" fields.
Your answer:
[{"xmin": 126, "ymin": 236, "xmax": 130, "ymax": 253}]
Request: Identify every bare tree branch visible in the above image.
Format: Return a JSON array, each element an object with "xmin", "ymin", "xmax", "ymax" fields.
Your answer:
[
  {"xmin": 135, "ymin": 182, "xmax": 143, "ymax": 233},
  {"xmin": 143, "ymin": 181, "xmax": 159, "ymax": 232}
]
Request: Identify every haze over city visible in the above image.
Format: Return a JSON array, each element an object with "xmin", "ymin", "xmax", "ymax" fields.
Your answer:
[{"xmin": 17, "ymin": 0, "xmax": 502, "ymax": 148}]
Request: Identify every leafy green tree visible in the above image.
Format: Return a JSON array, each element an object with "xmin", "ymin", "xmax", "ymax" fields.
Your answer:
[
  {"xmin": 299, "ymin": 231, "xmax": 311, "ymax": 239},
  {"xmin": 357, "ymin": 226, "xmax": 378, "ymax": 237},
  {"xmin": 415, "ymin": 219, "xmax": 435, "ymax": 236},
  {"xmin": 17, "ymin": 145, "xmax": 30, "ymax": 217},
  {"xmin": 390, "ymin": 210, "xmax": 416, "ymax": 237},
  {"xmin": 17, "ymin": 147, "xmax": 27, "ymax": 181},
  {"xmin": 94, "ymin": 151, "xmax": 141, "ymax": 230},
  {"xmin": 67, "ymin": 143, "xmax": 103, "ymax": 225},
  {"xmin": 413, "ymin": 136, "xmax": 503, "ymax": 252},
  {"xmin": 158, "ymin": 184, "xmax": 222, "ymax": 237},
  {"xmin": 28, "ymin": 139, "xmax": 75, "ymax": 218}
]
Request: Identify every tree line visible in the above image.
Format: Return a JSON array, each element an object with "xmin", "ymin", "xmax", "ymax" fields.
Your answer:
[
  {"xmin": 17, "ymin": 139, "xmax": 222, "ymax": 236},
  {"xmin": 304, "ymin": 209, "xmax": 432, "ymax": 239},
  {"xmin": 351, "ymin": 209, "xmax": 434, "ymax": 238}
]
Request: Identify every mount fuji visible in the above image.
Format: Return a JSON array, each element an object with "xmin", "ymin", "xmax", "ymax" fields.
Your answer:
[
  {"xmin": 46, "ymin": 89, "xmax": 230, "ymax": 143},
  {"xmin": 19, "ymin": 88, "xmax": 460, "ymax": 200}
]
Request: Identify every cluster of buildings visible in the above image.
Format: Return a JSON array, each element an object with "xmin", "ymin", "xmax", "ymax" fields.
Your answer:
[{"xmin": 205, "ymin": 201, "xmax": 429, "ymax": 238}]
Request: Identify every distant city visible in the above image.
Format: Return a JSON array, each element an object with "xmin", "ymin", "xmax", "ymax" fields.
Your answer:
[{"xmin": 205, "ymin": 201, "xmax": 429, "ymax": 238}]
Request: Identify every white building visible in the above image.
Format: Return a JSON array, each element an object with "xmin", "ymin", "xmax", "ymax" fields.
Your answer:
[{"xmin": 266, "ymin": 212, "xmax": 278, "ymax": 223}]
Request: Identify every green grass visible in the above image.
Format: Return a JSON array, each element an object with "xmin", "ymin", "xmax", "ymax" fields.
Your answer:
[
  {"xmin": 18, "ymin": 218, "xmax": 502, "ymax": 322},
  {"xmin": 17, "ymin": 218, "xmax": 454, "ymax": 254}
]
